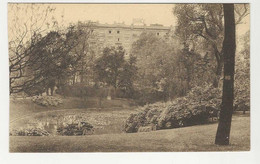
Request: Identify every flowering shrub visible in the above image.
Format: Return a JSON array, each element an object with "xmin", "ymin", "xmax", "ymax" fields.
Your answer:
[
  {"xmin": 56, "ymin": 115, "xmax": 94, "ymax": 136},
  {"xmin": 31, "ymin": 96, "xmax": 63, "ymax": 107},
  {"xmin": 57, "ymin": 122, "xmax": 94, "ymax": 136},
  {"xmin": 125, "ymin": 85, "xmax": 221, "ymax": 133},
  {"xmin": 10, "ymin": 127, "xmax": 49, "ymax": 136}
]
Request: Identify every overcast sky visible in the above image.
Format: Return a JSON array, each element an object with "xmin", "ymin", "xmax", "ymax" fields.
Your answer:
[
  {"xmin": 8, "ymin": 3, "xmax": 250, "ymax": 40},
  {"xmin": 52, "ymin": 4, "xmax": 176, "ymax": 26},
  {"xmin": 52, "ymin": 4, "xmax": 249, "ymax": 34}
]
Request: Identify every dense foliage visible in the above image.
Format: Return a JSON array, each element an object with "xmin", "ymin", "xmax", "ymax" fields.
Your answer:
[
  {"xmin": 125, "ymin": 85, "xmax": 221, "ymax": 133},
  {"xmin": 234, "ymin": 31, "xmax": 250, "ymax": 112},
  {"xmin": 57, "ymin": 122, "xmax": 94, "ymax": 136},
  {"xmin": 130, "ymin": 32, "xmax": 215, "ymax": 104},
  {"xmin": 173, "ymin": 4, "xmax": 249, "ymax": 88},
  {"xmin": 95, "ymin": 46, "xmax": 137, "ymax": 97},
  {"xmin": 10, "ymin": 127, "xmax": 50, "ymax": 136}
]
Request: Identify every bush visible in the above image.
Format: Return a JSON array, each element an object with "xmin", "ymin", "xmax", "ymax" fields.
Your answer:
[
  {"xmin": 234, "ymin": 96, "xmax": 250, "ymax": 112},
  {"xmin": 55, "ymin": 115, "xmax": 94, "ymax": 136},
  {"xmin": 32, "ymin": 95, "xmax": 63, "ymax": 107},
  {"xmin": 10, "ymin": 127, "xmax": 49, "ymax": 136},
  {"xmin": 57, "ymin": 122, "xmax": 94, "ymax": 136},
  {"xmin": 125, "ymin": 85, "xmax": 221, "ymax": 133}
]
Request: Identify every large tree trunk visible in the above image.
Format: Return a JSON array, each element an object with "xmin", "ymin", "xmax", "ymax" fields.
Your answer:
[{"xmin": 215, "ymin": 4, "xmax": 236, "ymax": 145}]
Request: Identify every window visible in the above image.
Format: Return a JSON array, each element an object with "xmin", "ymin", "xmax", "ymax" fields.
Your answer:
[
  {"xmin": 117, "ymin": 30, "xmax": 120, "ymax": 34},
  {"xmin": 157, "ymin": 32, "xmax": 159, "ymax": 36},
  {"xmin": 118, "ymin": 38, "xmax": 120, "ymax": 41},
  {"xmin": 109, "ymin": 30, "xmax": 112, "ymax": 34}
]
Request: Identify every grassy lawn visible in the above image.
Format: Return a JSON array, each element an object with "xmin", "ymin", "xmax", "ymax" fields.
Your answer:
[
  {"xmin": 10, "ymin": 96, "xmax": 136, "ymax": 122},
  {"xmin": 9, "ymin": 97, "xmax": 250, "ymax": 152},
  {"xmin": 10, "ymin": 97, "xmax": 138, "ymax": 135},
  {"xmin": 10, "ymin": 109, "xmax": 136, "ymax": 135},
  {"xmin": 9, "ymin": 113, "xmax": 250, "ymax": 152}
]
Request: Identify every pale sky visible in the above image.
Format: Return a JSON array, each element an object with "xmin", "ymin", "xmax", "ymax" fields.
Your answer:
[
  {"xmin": 8, "ymin": 3, "xmax": 250, "ymax": 42},
  {"xmin": 52, "ymin": 4, "xmax": 176, "ymax": 27},
  {"xmin": 52, "ymin": 4, "xmax": 249, "ymax": 35}
]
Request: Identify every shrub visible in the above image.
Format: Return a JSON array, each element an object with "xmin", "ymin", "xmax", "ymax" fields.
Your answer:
[
  {"xmin": 10, "ymin": 127, "xmax": 49, "ymax": 136},
  {"xmin": 57, "ymin": 122, "xmax": 94, "ymax": 136},
  {"xmin": 55, "ymin": 115, "xmax": 94, "ymax": 136},
  {"xmin": 31, "ymin": 95, "xmax": 62, "ymax": 107},
  {"xmin": 125, "ymin": 85, "xmax": 221, "ymax": 133}
]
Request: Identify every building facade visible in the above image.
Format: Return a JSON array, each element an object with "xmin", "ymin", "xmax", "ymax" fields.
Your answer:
[{"xmin": 87, "ymin": 21, "xmax": 172, "ymax": 57}]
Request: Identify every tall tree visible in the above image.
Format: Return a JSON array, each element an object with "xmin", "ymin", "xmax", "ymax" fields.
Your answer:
[
  {"xmin": 174, "ymin": 4, "xmax": 249, "ymax": 87},
  {"xmin": 24, "ymin": 25, "xmax": 90, "ymax": 96},
  {"xmin": 8, "ymin": 4, "xmax": 56, "ymax": 94},
  {"xmin": 131, "ymin": 32, "xmax": 177, "ymax": 96},
  {"xmin": 95, "ymin": 46, "xmax": 136, "ymax": 90},
  {"xmin": 67, "ymin": 22, "xmax": 93, "ymax": 85},
  {"xmin": 131, "ymin": 32, "xmax": 206, "ymax": 99},
  {"xmin": 215, "ymin": 4, "xmax": 236, "ymax": 145}
]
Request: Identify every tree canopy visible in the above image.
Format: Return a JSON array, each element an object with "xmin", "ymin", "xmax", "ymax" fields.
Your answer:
[
  {"xmin": 95, "ymin": 46, "xmax": 137, "ymax": 94},
  {"xmin": 173, "ymin": 4, "xmax": 249, "ymax": 87}
]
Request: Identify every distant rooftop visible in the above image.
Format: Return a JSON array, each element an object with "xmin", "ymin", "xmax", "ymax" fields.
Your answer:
[{"xmin": 85, "ymin": 21, "xmax": 171, "ymax": 31}]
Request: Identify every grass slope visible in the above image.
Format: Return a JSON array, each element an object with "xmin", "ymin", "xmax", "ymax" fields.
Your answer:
[
  {"xmin": 10, "ymin": 96, "xmax": 135, "ymax": 122},
  {"xmin": 10, "ymin": 114, "xmax": 250, "ymax": 152},
  {"xmin": 10, "ymin": 97, "xmax": 138, "ymax": 135}
]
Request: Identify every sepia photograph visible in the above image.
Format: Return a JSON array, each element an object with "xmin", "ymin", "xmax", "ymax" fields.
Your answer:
[{"xmin": 7, "ymin": 2, "xmax": 251, "ymax": 153}]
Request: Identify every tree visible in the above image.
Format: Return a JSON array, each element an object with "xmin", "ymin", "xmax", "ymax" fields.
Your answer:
[
  {"xmin": 95, "ymin": 46, "xmax": 136, "ymax": 93},
  {"xmin": 173, "ymin": 4, "xmax": 249, "ymax": 87},
  {"xmin": 24, "ymin": 25, "xmax": 90, "ymax": 96},
  {"xmin": 8, "ymin": 4, "xmax": 57, "ymax": 94},
  {"xmin": 66, "ymin": 22, "xmax": 93, "ymax": 85},
  {"xmin": 131, "ymin": 32, "xmax": 177, "ymax": 97},
  {"xmin": 215, "ymin": 4, "xmax": 236, "ymax": 145},
  {"xmin": 131, "ymin": 32, "xmax": 207, "ymax": 100},
  {"xmin": 118, "ymin": 55, "xmax": 138, "ymax": 97},
  {"xmin": 24, "ymin": 31, "xmax": 62, "ymax": 96}
]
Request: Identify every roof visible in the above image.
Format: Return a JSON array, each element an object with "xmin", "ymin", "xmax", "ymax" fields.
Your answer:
[{"xmin": 85, "ymin": 22, "xmax": 171, "ymax": 31}]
